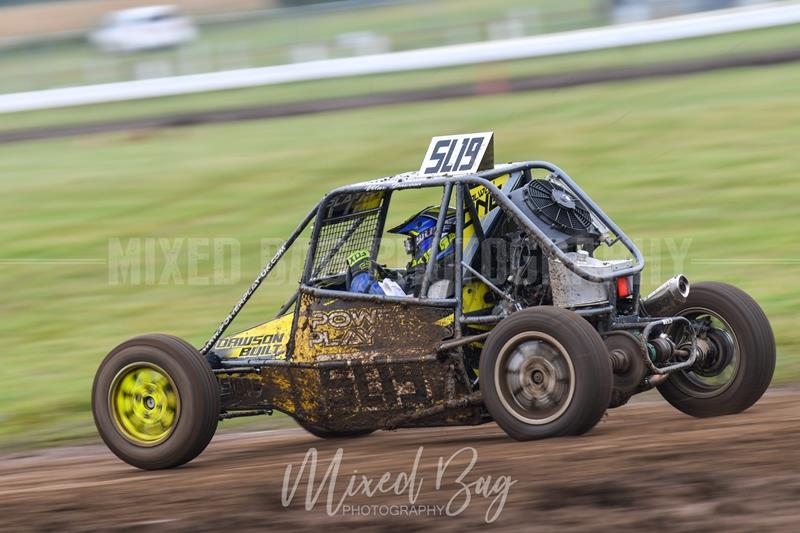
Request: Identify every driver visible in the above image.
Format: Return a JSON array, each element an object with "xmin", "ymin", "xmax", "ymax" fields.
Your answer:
[{"xmin": 347, "ymin": 206, "xmax": 456, "ymax": 297}]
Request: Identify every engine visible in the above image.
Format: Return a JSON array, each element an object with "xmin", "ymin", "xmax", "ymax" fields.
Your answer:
[{"xmin": 486, "ymin": 178, "xmax": 632, "ymax": 310}]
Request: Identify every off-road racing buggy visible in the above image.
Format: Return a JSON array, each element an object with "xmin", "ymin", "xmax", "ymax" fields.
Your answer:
[{"xmin": 93, "ymin": 132, "xmax": 775, "ymax": 470}]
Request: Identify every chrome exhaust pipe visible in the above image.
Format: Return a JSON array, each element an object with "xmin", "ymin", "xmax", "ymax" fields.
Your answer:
[
  {"xmin": 641, "ymin": 275, "xmax": 690, "ymax": 317},
  {"xmin": 643, "ymin": 373, "xmax": 669, "ymax": 390}
]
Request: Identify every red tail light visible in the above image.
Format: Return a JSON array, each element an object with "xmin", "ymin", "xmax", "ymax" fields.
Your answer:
[{"xmin": 616, "ymin": 276, "xmax": 632, "ymax": 298}]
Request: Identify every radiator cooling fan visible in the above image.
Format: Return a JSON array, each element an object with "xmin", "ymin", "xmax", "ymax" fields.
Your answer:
[{"xmin": 524, "ymin": 179, "xmax": 592, "ymax": 234}]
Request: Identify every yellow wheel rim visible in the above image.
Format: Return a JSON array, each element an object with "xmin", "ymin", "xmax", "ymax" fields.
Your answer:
[{"xmin": 109, "ymin": 363, "xmax": 180, "ymax": 446}]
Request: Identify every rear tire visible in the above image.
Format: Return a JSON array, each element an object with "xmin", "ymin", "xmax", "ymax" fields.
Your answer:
[
  {"xmin": 658, "ymin": 282, "xmax": 775, "ymax": 417},
  {"xmin": 92, "ymin": 334, "xmax": 220, "ymax": 470},
  {"xmin": 480, "ymin": 307, "xmax": 612, "ymax": 440}
]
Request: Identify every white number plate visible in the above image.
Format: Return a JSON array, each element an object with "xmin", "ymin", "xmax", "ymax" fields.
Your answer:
[{"xmin": 419, "ymin": 132, "xmax": 494, "ymax": 176}]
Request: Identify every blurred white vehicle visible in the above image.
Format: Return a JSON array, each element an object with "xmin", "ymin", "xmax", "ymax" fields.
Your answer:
[{"xmin": 89, "ymin": 5, "xmax": 197, "ymax": 53}]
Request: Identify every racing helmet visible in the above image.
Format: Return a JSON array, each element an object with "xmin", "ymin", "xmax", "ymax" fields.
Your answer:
[{"xmin": 388, "ymin": 206, "xmax": 456, "ymax": 264}]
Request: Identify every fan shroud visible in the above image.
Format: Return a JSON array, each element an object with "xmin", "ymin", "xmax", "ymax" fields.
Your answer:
[{"xmin": 524, "ymin": 179, "xmax": 593, "ymax": 234}]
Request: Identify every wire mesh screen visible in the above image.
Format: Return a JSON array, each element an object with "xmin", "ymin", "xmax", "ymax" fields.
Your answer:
[{"xmin": 310, "ymin": 191, "xmax": 385, "ymax": 279}]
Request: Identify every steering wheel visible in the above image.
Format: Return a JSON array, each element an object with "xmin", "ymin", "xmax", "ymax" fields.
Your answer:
[{"xmin": 371, "ymin": 260, "xmax": 395, "ymax": 280}]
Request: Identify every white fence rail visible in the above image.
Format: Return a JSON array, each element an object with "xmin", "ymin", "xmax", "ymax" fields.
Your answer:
[{"xmin": 2, "ymin": 1, "xmax": 800, "ymax": 114}]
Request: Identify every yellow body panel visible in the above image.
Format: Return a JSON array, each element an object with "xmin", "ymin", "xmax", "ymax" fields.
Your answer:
[
  {"xmin": 464, "ymin": 173, "xmax": 509, "ymax": 243},
  {"xmin": 213, "ymin": 313, "xmax": 293, "ymax": 359},
  {"xmin": 460, "ymin": 173, "xmax": 509, "ymax": 314}
]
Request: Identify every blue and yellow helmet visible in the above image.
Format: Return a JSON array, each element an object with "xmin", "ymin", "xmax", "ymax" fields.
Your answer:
[{"xmin": 388, "ymin": 206, "xmax": 456, "ymax": 263}]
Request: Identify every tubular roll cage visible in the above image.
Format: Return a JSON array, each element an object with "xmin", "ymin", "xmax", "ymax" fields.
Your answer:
[{"xmin": 200, "ymin": 161, "xmax": 645, "ymax": 356}]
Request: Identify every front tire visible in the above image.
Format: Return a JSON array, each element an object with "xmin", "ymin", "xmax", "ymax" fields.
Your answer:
[
  {"xmin": 657, "ymin": 282, "xmax": 775, "ymax": 417},
  {"xmin": 92, "ymin": 334, "xmax": 220, "ymax": 470},
  {"xmin": 480, "ymin": 307, "xmax": 612, "ymax": 441}
]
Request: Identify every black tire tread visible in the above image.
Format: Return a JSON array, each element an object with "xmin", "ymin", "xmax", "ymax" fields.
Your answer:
[
  {"xmin": 92, "ymin": 334, "xmax": 220, "ymax": 470},
  {"xmin": 480, "ymin": 306, "xmax": 613, "ymax": 441},
  {"xmin": 657, "ymin": 282, "xmax": 775, "ymax": 417}
]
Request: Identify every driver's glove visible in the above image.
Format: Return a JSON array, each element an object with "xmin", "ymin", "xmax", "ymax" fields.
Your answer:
[{"xmin": 347, "ymin": 249, "xmax": 385, "ymax": 295}]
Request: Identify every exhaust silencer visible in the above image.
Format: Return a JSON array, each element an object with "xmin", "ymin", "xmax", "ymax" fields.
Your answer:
[{"xmin": 641, "ymin": 275, "xmax": 690, "ymax": 317}]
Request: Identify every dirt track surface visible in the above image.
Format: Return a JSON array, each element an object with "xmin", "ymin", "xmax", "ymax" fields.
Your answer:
[{"xmin": 1, "ymin": 391, "xmax": 798, "ymax": 532}]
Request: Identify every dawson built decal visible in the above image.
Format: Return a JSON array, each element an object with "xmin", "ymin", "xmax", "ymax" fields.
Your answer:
[
  {"xmin": 213, "ymin": 313, "xmax": 293, "ymax": 359},
  {"xmin": 215, "ymin": 333, "xmax": 286, "ymax": 357}
]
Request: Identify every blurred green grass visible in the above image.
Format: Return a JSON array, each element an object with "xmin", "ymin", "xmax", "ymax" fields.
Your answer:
[
  {"xmin": 3, "ymin": 22, "xmax": 800, "ymax": 132},
  {"xmin": 1, "ymin": 59, "xmax": 798, "ymax": 449}
]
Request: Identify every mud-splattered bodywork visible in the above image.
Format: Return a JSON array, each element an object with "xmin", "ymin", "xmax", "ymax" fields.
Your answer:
[{"xmin": 213, "ymin": 292, "xmax": 480, "ymax": 430}]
